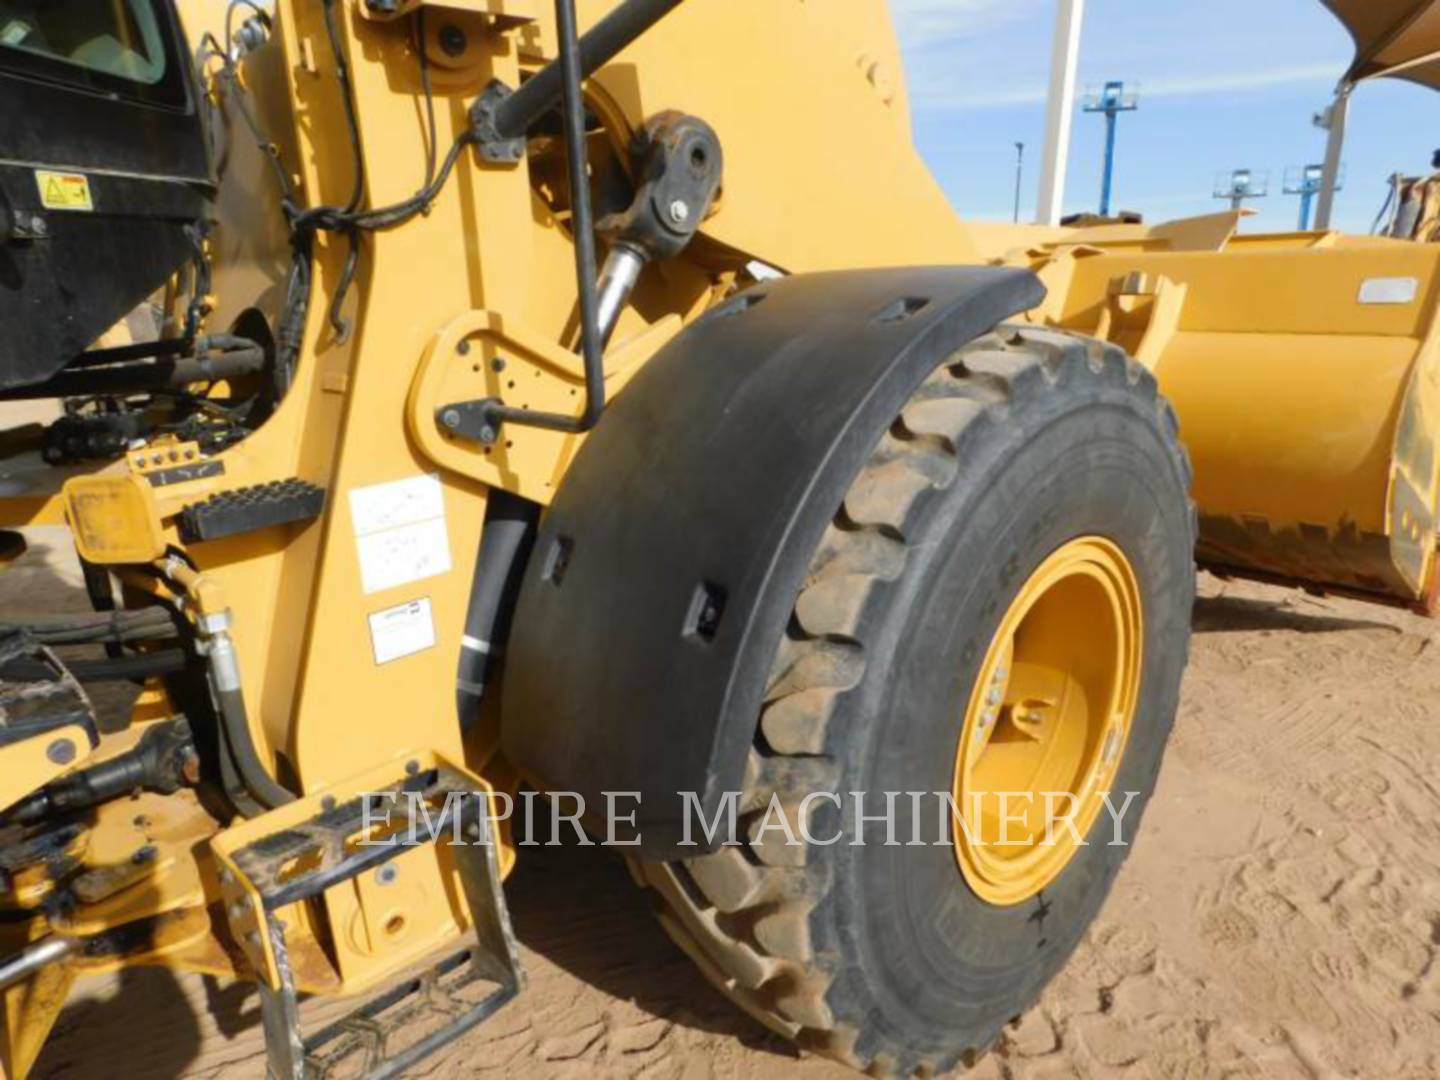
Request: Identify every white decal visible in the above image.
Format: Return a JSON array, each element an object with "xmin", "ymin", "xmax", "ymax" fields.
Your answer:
[
  {"xmin": 349, "ymin": 474, "xmax": 451, "ymax": 593},
  {"xmin": 1358, "ymin": 277, "xmax": 1418, "ymax": 305},
  {"xmin": 368, "ymin": 598, "xmax": 436, "ymax": 665}
]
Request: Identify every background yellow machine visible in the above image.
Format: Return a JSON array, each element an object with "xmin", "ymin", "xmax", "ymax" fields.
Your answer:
[{"xmin": 0, "ymin": 0, "xmax": 1435, "ymax": 1077}]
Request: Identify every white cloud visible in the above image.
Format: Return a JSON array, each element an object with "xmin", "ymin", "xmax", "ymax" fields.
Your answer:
[
  {"xmin": 907, "ymin": 62, "xmax": 1339, "ymax": 112},
  {"xmin": 889, "ymin": 0, "xmax": 1043, "ymax": 46}
]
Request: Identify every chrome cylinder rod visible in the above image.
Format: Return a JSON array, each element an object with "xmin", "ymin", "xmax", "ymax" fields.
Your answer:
[
  {"xmin": 595, "ymin": 245, "xmax": 647, "ymax": 347},
  {"xmin": 0, "ymin": 936, "xmax": 79, "ymax": 992}
]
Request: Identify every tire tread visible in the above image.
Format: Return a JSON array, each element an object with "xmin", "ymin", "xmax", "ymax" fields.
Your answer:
[{"xmin": 632, "ymin": 326, "xmax": 1194, "ymax": 1076}]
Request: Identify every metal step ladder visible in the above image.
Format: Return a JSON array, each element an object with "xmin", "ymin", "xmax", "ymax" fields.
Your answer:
[{"xmin": 213, "ymin": 761, "xmax": 524, "ymax": 1080}]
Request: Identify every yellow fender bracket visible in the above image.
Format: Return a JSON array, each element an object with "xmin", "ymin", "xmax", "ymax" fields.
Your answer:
[{"xmin": 407, "ymin": 308, "xmax": 679, "ymax": 504}]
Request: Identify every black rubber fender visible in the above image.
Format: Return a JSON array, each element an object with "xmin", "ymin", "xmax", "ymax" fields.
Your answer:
[{"xmin": 500, "ymin": 266, "xmax": 1046, "ymax": 857}]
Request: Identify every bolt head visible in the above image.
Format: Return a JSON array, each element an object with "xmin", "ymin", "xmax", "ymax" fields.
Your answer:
[
  {"xmin": 376, "ymin": 864, "xmax": 399, "ymax": 886},
  {"xmin": 668, "ymin": 199, "xmax": 690, "ymax": 225},
  {"xmin": 441, "ymin": 409, "xmax": 462, "ymax": 430},
  {"xmin": 46, "ymin": 738, "xmax": 76, "ymax": 765}
]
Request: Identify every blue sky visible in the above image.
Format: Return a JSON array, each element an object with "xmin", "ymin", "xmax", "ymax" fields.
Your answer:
[{"xmin": 891, "ymin": 0, "xmax": 1440, "ymax": 234}]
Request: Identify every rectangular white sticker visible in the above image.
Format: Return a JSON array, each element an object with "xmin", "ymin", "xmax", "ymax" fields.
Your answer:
[
  {"xmin": 368, "ymin": 598, "xmax": 436, "ymax": 665},
  {"xmin": 349, "ymin": 474, "xmax": 451, "ymax": 594},
  {"xmin": 350, "ymin": 472, "xmax": 446, "ymax": 535},
  {"xmin": 1358, "ymin": 276, "xmax": 1418, "ymax": 305}
]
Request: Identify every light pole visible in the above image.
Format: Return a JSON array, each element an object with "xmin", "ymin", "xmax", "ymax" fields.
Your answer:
[
  {"xmin": 1285, "ymin": 164, "xmax": 1341, "ymax": 230},
  {"xmin": 1082, "ymin": 80, "xmax": 1139, "ymax": 217},
  {"xmin": 1037, "ymin": 0, "xmax": 1085, "ymax": 225},
  {"xmin": 1213, "ymin": 168, "xmax": 1268, "ymax": 213},
  {"xmin": 1013, "ymin": 142, "xmax": 1025, "ymax": 223},
  {"xmin": 1313, "ymin": 83, "xmax": 1352, "ymax": 230}
]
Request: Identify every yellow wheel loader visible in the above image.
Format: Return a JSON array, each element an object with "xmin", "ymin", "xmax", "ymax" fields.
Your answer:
[{"xmin": 0, "ymin": 0, "xmax": 1436, "ymax": 1076}]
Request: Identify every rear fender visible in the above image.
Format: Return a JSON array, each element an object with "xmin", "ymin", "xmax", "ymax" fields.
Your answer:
[{"xmin": 501, "ymin": 266, "xmax": 1045, "ymax": 858}]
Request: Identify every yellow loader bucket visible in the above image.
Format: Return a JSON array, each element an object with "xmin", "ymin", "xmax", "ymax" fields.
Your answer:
[{"xmin": 1026, "ymin": 224, "xmax": 1440, "ymax": 609}]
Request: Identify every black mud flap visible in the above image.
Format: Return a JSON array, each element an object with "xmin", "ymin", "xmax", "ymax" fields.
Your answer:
[{"xmin": 501, "ymin": 266, "xmax": 1045, "ymax": 858}]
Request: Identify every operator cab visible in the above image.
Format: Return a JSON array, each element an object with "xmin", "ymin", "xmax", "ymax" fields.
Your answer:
[{"xmin": 0, "ymin": 0, "xmax": 212, "ymax": 393}]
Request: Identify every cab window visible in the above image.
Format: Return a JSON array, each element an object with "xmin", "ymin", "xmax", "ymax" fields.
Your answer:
[{"xmin": 0, "ymin": 0, "xmax": 183, "ymax": 103}]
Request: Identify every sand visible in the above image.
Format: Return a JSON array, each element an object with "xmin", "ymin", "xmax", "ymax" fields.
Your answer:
[{"xmin": 11, "ymin": 527, "xmax": 1439, "ymax": 1079}]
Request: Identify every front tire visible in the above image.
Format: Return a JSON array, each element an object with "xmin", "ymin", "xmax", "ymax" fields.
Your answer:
[{"xmin": 633, "ymin": 327, "xmax": 1195, "ymax": 1075}]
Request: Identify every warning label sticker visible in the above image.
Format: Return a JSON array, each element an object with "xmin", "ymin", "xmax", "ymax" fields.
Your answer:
[
  {"xmin": 368, "ymin": 597, "xmax": 436, "ymax": 665},
  {"xmin": 348, "ymin": 473, "xmax": 452, "ymax": 595},
  {"xmin": 34, "ymin": 170, "xmax": 93, "ymax": 212}
]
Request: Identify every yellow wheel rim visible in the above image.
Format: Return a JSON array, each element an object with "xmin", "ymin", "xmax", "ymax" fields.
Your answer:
[{"xmin": 951, "ymin": 536, "xmax": 1143, "ymax": 906}]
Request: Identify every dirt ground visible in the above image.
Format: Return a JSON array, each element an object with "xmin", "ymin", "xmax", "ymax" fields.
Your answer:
[{"xmin": 11, "ymin": 526, "xmax": 1440, "ymax": 1080}]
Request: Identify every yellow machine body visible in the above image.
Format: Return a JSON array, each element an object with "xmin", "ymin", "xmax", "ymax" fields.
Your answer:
[
  {"xmin": 0, "ymin": 0, "xmax": 1438, "ymax": 1074},
  {"xmin": 1013, "ymin": 220, "xmax": 1440, "ymax": 607}
]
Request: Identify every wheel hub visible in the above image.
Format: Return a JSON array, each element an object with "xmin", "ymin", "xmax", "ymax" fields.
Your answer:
[{"xmin": 951, "ymin": 536, "xmax": 1143, "ymax": 906}]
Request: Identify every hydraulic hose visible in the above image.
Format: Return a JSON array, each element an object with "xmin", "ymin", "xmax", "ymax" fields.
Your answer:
[
  {"xmin": 0, "ymin": 647, "xmax": 188, "ymax": 684},
  {"xmin": 154, "ymin": 558, "xmax": 296, "ymax": 810},
  {"xmin": 457, "ymin": 491, "xmax": 540, "ymax": 728},
  {"xmin": 206, "ymin": 618, "xmax": 295, "ymax": 809},
  {"xmin": 0, "ymin": 347, "xmax": 267, "ymax": 400},
  {"xmin": 0, "ymin": 607, "xmax": 179, "ymax": 645},
  {"xmin": 216, "ymin": 688, "xmax": 294, "ymax": 809}
]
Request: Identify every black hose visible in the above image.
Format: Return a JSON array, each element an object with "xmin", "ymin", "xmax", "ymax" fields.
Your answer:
[
  {"xmin": 67, "ymin": 338, "xmax": 193, "ymax": 369},
  {"xmin": 0, "ymin": 348, "xmax": 267, "ymax": 401},
  {"xmin": 457, "ymin": 491, "xmax": 540, "ymax": 729},
  {"xmin": 0, "ymin": 608, "xmax": 179, "ymax": 644},
  {"xmin": 0, "ymin": 648, "xmax": 189, "ymax": 684},
  {"xmin": 216, "ymin": 683, "xmax": 295, "ymax": 808},
  {"xmin": 79, "ymin": 558, "xmax": 122, "ymax": 659}
]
